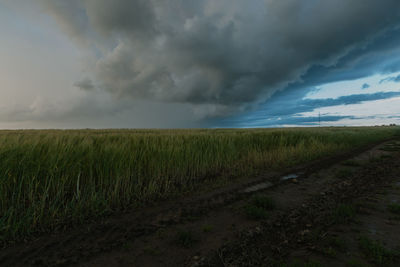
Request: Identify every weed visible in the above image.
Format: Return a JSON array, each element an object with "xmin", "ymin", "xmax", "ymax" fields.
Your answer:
[
  {"xmin": 388, "ymin": 203, "xmax": 400, "ymax": 215},
  {"xmin": 323, "ymin": 246, "xmax": 337, "ymax": 258},
  {"xmin": 143, "ymin": 245, "xmax": 161, "ymax": 255},
  {"xmin": 380, "ymin": 143, "xmax": 400, "ymax": 151},
  {"xmin": 287, "ymin": 259, "xmax": 322, "ymax": 267},
  {"xmin": 328, "ymin": 236, "xmax": 348, "ymax": 252},
  {"xmin": 333, "ymin": 204, "xmax": 356, "ymax": 224},
  {"xmin": 245, "ymin": 205, "xmax": 269, "ymax": 220},
  {"xmin": 251, "ymin": 195, "xmax": 276, "ymax": 210},
  {"xmin": 175, "ymin": 230, "xmax": 197, "ymax": 248},
  {"xmin": 122, "ymin": 241, "xmax": 132, "ymax": 251},
  {"xmin": 359, "ymin": 236, "xmax": 399, "ymax": 265},
  {"xmin": 380, "ymin": 154, "xmax": 394, "ymax": 159},
  {"xmin": 336, "ymin": 168, "xmax": 354, "ymax": 179},
  {"xmin": 202, "ymin": 224, "xmax": 213, "ymax": 233},
  {"xmin": 343, "ymin": 159, "xmax": 361, "ymax": 167},
  {"xmin": 245, "ymin": 194, "xmax": 276, "ymax": 220},
  {"xmin": 346, "ymin": 258, "xmax": 368, "ymax": 267}
]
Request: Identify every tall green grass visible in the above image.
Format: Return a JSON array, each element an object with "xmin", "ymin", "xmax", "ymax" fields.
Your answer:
[{"xmin": 0, "ymin": 127, "xmax": 398, "ymax": 242}]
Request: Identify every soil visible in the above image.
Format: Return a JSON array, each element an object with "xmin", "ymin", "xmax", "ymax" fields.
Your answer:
[{"xmin": 1, "ymin": 139, "xmax": 400, "ymax": 267}]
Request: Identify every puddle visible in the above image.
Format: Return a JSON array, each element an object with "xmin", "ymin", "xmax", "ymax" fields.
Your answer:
[
  {"xmin": 281, "ymin": 174, "xmax": 299, "ymax": 181},
  {"xmin": 242, "ymin": 182, "xmax": 273, "ymax": 193}
]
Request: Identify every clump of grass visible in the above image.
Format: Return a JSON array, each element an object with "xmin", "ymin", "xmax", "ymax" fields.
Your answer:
[
  {"xmin": 0, "ymin": 127, "xmax": 398, "ymax": 242},
  {"xmin": 287, "ymin": 259, "xmax": 322, "ymax": 267},
  {"xmin": 328, "ymin": 236, "xmax": 348, "ymax": 252},
  {"xmin": 336, "ymin": 168, "xmax": 354, "ymax": 179},
  {"xmin": 332, "ymin": 204, "xmax": 356, "ymax": 224},
  {"xmin": 346, "ymin": 258, "xmax": 368, "ymax": 267},
  {"xmin": 202, "ymin": 224, "xmax": 213, "ymax": 233},
  {"xmin": 174, "ymin": 230, "xmax": 197, "ymax": 248},
  {"xmin": 323, "ymin": 246, "xmax": 337, "ymax": 258},
  {"xmin": 143, "ymin": 245, "xmax": 161, "ymax": 255},
  {"xmin": 251, "ymin": 195, "xmax": 276, "ymax": 210},
  {"xmin": 359, "ymin": 236, "xmax": 399, "ymax": 265},
  {"xmin": 380, "ymin": 143, "xmax": 400, "ymax": 151},
  {"xmin": 245, "ymin": 205, "xmax": 270, "ymax": 220},
  {"xmin": 388, "ymin": 203, "xmax": 400, "ymax": 215},
  {"xmin": 245, "ymin": 194, "xmax": 276, "ymax": 220},
  {"xmin": 343, "ymin": 159, "xmax": 361, "ymax": 167}
]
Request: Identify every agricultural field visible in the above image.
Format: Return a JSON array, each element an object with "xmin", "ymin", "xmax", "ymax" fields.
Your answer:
[
  {"xmin": 0, "ymin": 127, "xmax": 398, "ymax": 242},
  {"xmin": 0, "ymin": 126, "xmax": 400, "ymax": 266}
]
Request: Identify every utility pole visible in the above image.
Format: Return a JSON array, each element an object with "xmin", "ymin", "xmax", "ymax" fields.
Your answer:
[{"xmin": 319, "ymin": 112, "xmax": 321, "ymax": 127}]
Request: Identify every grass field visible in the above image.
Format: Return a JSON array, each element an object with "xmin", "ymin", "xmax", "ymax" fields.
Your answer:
[{"xmin": 0, "ymin": 127, "xmax": 399, "ymax": 243}]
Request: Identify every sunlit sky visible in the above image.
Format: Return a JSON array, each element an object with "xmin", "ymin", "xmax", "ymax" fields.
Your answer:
[{"xmin": 1, "ymin": 1, "xmax": 400, "ymax": 128}]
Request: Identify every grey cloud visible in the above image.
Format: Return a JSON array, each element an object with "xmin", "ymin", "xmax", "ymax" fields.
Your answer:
[
  {"xmin": 218, "ymin": 89, "xmax": 400, "ymax": 127},
  {"xmin": 362, "ymin": 83, "xmax": 370, "ymax": 89},
  {"xmin": 379, "ymin": 74, "xmax": 400, "ymax": 84},
  {"xmin": 74, "ymin": 78, "xmax": 95, "ymax": 91},
  {"xmin": 39, "ymin": 0, "xmax": 400, "ymax": 117}
]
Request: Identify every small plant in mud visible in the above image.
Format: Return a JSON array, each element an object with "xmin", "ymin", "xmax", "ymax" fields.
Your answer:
[
  {"xmin": 323, "ymin": 246, "xmax": 337, "ymax": 258},
  {"xmin": 245, "ymin": 195, "xmax": 276, "ymax": 220},
  {"xmin": 332, "ymin": 204, "xmax": 356, "ymax": 224},
  {"xmin": 327, "ymin": 236, "xmax": 348, "ymax": 253},
  {"xmin": 286, "ymin": 259, "xmax": 322, "ymax": 267},
  {"xmin": 358, "ymin": 236, "xmax": 399, "ymax": 265},
  {"xmin": 174, "ymin": 230, "xmax": 197, "ymax": 248},
  {"xmin": 388, "ymin": 203, "xmax": 400, "ymax": 215},
  {"xmin": 380, "ymin": 143, "xmax": 400, "ymax": 151},
  {"xmin": 251, "ymin": 195, "xmax": 276, "ymax": 210},
  {"xmin": 245, "ymin": 205, "xmax": 269, "ymax": 220},
  {"xmin": 143, "ymin": 245, "xmax": 161, "ymax": 255},
  {"xmin": 202, "ymin": 224, "xmax": 213, "ymax": 233},
  {"xmin": 335, "ymin": 168, "xmax": 354, "ymax": 179},
  {"xmin": 343, "ymin": 159, "xmax": 361, "ymax": 167},
  {"xmin": 346, "ymin": 258, "xmax": 369, "ymax": 267},
  {"xmin": 380, "ymin": 154, "xmax": 394, "ymax": 159}
]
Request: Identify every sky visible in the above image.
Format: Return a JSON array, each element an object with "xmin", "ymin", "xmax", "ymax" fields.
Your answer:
[{"xmin": 1, "ymin": 1, "xmax": 400, "ymax": 128}]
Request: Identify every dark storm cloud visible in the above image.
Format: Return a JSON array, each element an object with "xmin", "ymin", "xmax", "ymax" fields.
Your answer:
[{"xmin": 39, "ymin": 0, "xmax": 400, "ymax": 116}]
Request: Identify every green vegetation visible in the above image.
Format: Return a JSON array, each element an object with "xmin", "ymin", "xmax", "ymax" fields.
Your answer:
[
  {"xmin": 174, "ymin": 230, "xmax": 197, "ymax": 248},
  {"xmin": 328, "ymin": 236, "xmax": 348, "ymax": 253},
  {"xmin": 388, "ymin": 203, "xmax": 400, "ymax": 215},
  {"xmin": 342, "ymin": 159, "xmax": 361, "ymax": 167},
  {"xmin": 245, "ymin": 194, "xmax": 276, "ymax": 220},
  {"xmin": 333, "ymin": 204, "xmax": 356, "ymax": 224},
  {"xmin": 335, "ymin": 168, "xmax": 354, "ymax": 179},
  {"xmin": 380, "ymin": 141, "xmax": 400, "ymax": 151},
  {"xmin": 286, "ymin": 259, "xmax": 322, "ymax": 267},
  {"xmin": 0, "ymin": 127, "xmax": 398, "ymax": 242},
  {"xmin": 250, "ymin": 195, "xmax": 276, "ymax": 210},
  {"xmin": 202, "ymin": 224, "xmax": 213, "ymax": 233},
  {"xmin": 359, "ymin": 236, "xmax": 399, "ymax": 265},
  {"xmin": 245, "ymin": 205, "xmax": 270, "ymax": 220},
  {"xmin": 346, "ymin": 258, "xmax": 368, "ymax": 267}
]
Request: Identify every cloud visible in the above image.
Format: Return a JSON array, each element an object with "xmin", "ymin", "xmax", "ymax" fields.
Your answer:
[
  {"xmin": 218, "ymin": 90, "xmax": 400, "ymax": 127},
  {"xmin": 37, "ymin": 0, "xmax": 400, "ymax": 117},
  {"xmin": 361, "ymin": 83, "xmax": 370, "ymax": 89},
  {"xmin": 251, "ymin": 115, "xmax": 355, "ymax": 127},
  {"xmin": 379, "ymin": 74, "xmax": 400, "ymax": 84},
  {"xmin": 74, "ymin": 78, "xmax": 95, "ymax": 91}
]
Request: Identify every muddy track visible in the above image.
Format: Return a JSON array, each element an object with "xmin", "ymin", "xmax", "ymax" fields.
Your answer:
[
  {"xmin": 203, "ymin": 145, "xmax": 400, "ymax": 266},
  {"xmin": 0, "ymin": 138, "xmax": 398, "ymax": 266}
]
